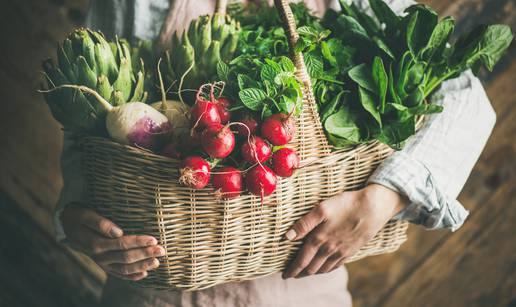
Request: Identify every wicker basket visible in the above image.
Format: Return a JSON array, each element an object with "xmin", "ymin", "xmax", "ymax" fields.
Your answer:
[{"xmin": 81, "ymin": 0, "xmax": 409, "ymax": 291}]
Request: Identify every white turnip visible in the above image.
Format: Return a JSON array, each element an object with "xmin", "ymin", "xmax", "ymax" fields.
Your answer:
[
  {"xmin": 151, "ymin": 100, "xmax": 190, "ymax": 141},
  {"xmin": 151, "ymin": 60, "xmax": 191, "ymax": 142},
  {"xmin": 47, "ymin": 85, "xmax": 171, "ymax": 151}
]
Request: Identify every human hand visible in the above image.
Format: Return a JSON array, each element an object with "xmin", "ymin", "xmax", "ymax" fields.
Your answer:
[
  {"xmin": 282, "ymin": 184, "xmax": 406, "ymax": 279},
  {"xmin": 61, "ymin": 206, "xmax": 165, "ymax": 281}
]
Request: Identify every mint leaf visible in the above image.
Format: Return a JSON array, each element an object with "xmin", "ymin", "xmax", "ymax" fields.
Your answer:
[
  {"xmin": 280, "ymin": 56, "xmax": 296, "ymax": 72},
  {"xmin": 260, "ymin": 64, "xmax": 277, "ymax": 83},
  {"xmin": 239, "ymin": 88, "xmax": 267, "ymax": 111},
  {"xmin": 217, "ymin": 61, "xmax": 230, "ymax": 81},
  {"xmin": 304, "ymin": 53, "xmax": 324, "ymax": 79}
]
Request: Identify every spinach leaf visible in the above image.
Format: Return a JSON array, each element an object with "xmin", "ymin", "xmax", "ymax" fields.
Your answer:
[
  {"xmin": 405, "ymin": 62, "xmax": 425, "ymax": 93},
  {"xmin": 377, "ymin": 117, "xmax": 415, "ymax": 150},
  {"xmin": 358, "ymin": 86, "xmax": 382, "ymax": 127},
  {"xmin": 388, "ymin": 63, "xmax": 402, "ymax": 105},
  {"xmin": 372, "ymin": 57, "xmax": 388, "ymax": 113},
  {"xmin": 421, "ymin": 16, "xmax": 455, "ymax": 63},
  {"xmin": 349, "ymin": 64, "xmax": 376, "ymax": 93},
  {"xmin": 324, "ymin": 107, "xmax": 361, "ymax": 144},
  {"xmin": 451, "ymin": 24, "xmax": 513, "ymax": 71},
  {"xmin": 372, "ymin": 36, "xmax": 396, "ymax": 59},
  {"xmin": 321, "ymin": 90, "xmax": 346, "ymax": 123},
  {"xmin": 369, "ymin": 0, "xmax": 400, "ymax": 32},
  {"xmin": 408, "ymin": 103, "xmax": 443, "ymax": 115},
  {"xmin": 336, "ymin": 15, "xmax": 370, "ymax": 42},
  {"xmin": 405, "ymin": 85, "xmax": 425, "ymax": 107},
  {"xmin": 405, "ymin": 5, "xmax": 438, "ymax": 57}
]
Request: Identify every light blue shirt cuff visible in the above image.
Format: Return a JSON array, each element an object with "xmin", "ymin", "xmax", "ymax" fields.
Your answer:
[{"xmin": 367, "ymin": 152, "xmax": 469, "ymax": 231}]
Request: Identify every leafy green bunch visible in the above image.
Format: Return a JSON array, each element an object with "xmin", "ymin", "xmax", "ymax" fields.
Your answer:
[
  {"xmin": 227, "ymin": 0, "xmax": 512, "ymax": 149},
  {"xmin": 217, "ymin": 2, "xmax": 313, "ymax": 119},
  {"xmin": 217, "ymin": 55, "xmax": 303, "ymax": 119},
  {"xmin": 318, "ymin": 0, "xmax": 513, "ymax": 148}
]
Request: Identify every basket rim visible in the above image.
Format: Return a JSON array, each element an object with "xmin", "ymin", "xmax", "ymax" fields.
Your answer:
[{"xmin": 79, "ymin": 135, "xmax": 390, "ymax": 162}]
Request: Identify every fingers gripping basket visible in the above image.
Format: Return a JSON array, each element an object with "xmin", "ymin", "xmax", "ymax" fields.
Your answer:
[{"xmin": 81, "ymin": 0, "xmax": 409, "ymax": 290}]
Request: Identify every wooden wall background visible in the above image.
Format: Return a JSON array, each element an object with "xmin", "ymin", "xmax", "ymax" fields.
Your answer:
[{"xmin": 0, "ymin": 0, "xmax": 514, "ymax": 306}]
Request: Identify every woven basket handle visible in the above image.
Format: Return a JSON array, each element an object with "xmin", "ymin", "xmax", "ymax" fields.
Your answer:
[{"xmin": 274, "ymin": 0, "xmax": 331, "ymax": 159}]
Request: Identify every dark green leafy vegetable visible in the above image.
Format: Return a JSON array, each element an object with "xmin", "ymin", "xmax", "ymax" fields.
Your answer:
[{"xmin": 227, "ymin": 0, "xmax": 513, "ymax": 149}]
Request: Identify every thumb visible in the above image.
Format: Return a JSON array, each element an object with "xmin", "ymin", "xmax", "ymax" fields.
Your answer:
[
  {"xmin": 285, "ymin": 204, "xmax": 326, "ymax": 241},
  {"xmin": 81, "ymin": 209, "xmax": 123, "ymax": 238}
]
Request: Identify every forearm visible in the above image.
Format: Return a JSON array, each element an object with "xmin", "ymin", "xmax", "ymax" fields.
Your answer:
[
  {"xmin": 54, "ymin": 132, "xmax": 85, "ymax": 241},
  {"xmin": 368, "ymin": 70, "xmax": 496, "ymax": 231}
]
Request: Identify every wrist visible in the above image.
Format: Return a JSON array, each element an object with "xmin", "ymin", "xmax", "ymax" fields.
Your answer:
[{"xmin": 364, "ymin": 183, "xmax": 407, "ymax": 218}]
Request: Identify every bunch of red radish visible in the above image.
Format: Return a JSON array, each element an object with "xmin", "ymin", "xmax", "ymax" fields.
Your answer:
[{"xmin": 178, "ymin": 83, "xmax": 300, "ymax": 200}]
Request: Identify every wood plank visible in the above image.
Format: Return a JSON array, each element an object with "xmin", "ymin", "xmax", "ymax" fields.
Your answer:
[
  {"xmin": 348, "ymin": 67, "xmax": 516, "ymax": 306},
  {"xmin": 0, "ymin": 0, "xmax": 90, "ymax": 233},
  {"xmin": 0, "ymin": 1, "xmax": 513, "ymax": 305},
  {"xmin": 0, "ymin": 192, "xmax": 102, "ymax": 306},
  {"xmin": 350, "ymin": 50, "xmax": 516, "ymax": 306},
  {"xmin": 380, "ymin": 181, "xmax": 516, "ymax": 307}
]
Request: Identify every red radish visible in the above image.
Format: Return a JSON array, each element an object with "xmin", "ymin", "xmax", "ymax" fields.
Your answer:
[
  {"xmin": 261, "ymin": 113, "xmax": 296, "ymax": 146},
  {"xmin": 272, "ymin": 148, "xmax": 300, "ymax": 177},
  {"xmin": 160, "ymin": 142, "xmax": 182, "ymax": 159},
  {"xmin": 245, "ymin": 165, "xmax": 277, "ymax": 197},
  {"xmin": 215, "ymin": 97, "xmax": 232, "ymax": 124},
  {"xmin": 200, "ymin": 123, "xmax": 235, "ymax": 158},
  {"xmin": 191, "ymin": 98, "xmax": 221, "ymax": 128},
  {"xmin": 235, "ymin": 115, "xmax": 258, "ymax": 138},
  {"xmin": 179, "ymin": 156, "xmax": 211, "ymax": 189},
  {"xmin": 212, "ymin": 166, "xmax": 243, "ymax": 199},
  {"xmin": 186, "ymin": 128, "xmax": 203, "ymax": 150},
  {"xmin": 241, "ymin": 136, "xmax": 271, "ymax": 164}
]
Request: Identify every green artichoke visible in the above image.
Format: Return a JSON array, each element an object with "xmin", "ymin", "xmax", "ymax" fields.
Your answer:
[
  {"xmin": 161, "ymin": 13, "xmax": 240, "ymax": 103},
  {"xmin": 42, "ymin": 28, "xmax": 147, "ymax": 132},
  {"xmin": 130, "ymin": 39, "xmax": 161, "ymax": 103}
]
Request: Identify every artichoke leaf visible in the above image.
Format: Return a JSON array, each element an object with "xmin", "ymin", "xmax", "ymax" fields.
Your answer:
[{"xmin": 112, "ymin": 58, "xmax": 132, "ymax": 103}]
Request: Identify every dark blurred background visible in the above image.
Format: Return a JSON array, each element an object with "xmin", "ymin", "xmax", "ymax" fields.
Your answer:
[{"xmin": 0, "ymin": 0, "xmax": 514, "ymax": 306}]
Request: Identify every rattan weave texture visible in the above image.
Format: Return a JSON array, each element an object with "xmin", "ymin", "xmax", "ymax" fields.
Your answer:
[{"xmin": 81, "ymin": 0, "xmax": 409, "ymax": 290}]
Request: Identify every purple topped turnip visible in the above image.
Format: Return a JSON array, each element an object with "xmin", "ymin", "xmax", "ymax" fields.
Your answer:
[
  {"xmin": 45, "ymin": 85, "xmax": 171, "ymax": 151},
  {"xmin": 106, "ymin": 101, "xmax": 172, "ymax": 150}
]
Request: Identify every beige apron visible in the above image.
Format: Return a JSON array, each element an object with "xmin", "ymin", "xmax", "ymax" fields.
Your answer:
[
  {"xmin": 101, "ymin": 269, "xmax": 351, "ymax": 307},
  {"xmin": 102, "ymin": 1, "xmax": 351, "ymax": 306}
]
